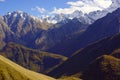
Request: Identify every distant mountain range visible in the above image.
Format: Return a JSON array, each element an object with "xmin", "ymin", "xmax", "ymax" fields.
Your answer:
[
  {"xmin": 0, "ymin": 1, "xmax": 120, "ymax": 80},
  {"xmin": 5, "ymin": 0, "xmax": 120, "ymax": 25},
  {"xmin": 0, "ymin": 0, "xmax": 120, "ymax": 55},
  {"xmin": 1, "ymin": 8, "xmax": 120, "ymax": 58},
  {"xmin": 37, "ymin": 0, "xmax": 120, "ymax": 24},
  {"xmin": 47, "ymin": 8, "xmax": 120, "ymax": 57},
  {"xmin": 0, "ymin": 10, "xmax": 90, "ymax": 52}
]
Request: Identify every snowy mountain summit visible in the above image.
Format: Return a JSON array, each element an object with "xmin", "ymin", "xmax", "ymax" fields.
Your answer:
[
  {"xmin": 39, "ymin": 0, "xmax": 120, "ymax": 24},
  {"xmin": 4, "ymin": 0, "xmax": 120, "ymax": 24}
]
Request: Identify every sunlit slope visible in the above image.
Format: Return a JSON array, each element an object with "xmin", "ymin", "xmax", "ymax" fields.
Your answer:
[
  {"xmin": 0, "ymin": 42, "xmax": 67, "ymax": 73},
  {"xmin": 82, "ymin": 54, "xmax": 120, "ymax": 80},
  {"xmin": 0, "ymin": 55, "xmax": 55, "ymax": 80}
]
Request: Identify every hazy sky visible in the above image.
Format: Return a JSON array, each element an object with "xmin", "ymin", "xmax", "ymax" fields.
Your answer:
[{"xmin": 0, "ymin": 0, "xmax": 112, "ymax": 16}]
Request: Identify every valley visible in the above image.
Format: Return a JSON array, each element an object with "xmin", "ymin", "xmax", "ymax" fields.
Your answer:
[{"xmin": 0, "ymin": 0, "xmax": 120, "ymax": 80}]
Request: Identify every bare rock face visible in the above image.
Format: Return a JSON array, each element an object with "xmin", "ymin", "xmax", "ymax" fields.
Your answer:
[
  {"xmin": 0, "ymin": 24, "xmax": 5, "ymax": 49},
  {"xmin": 1, "ymin": 11, "xmax": 89, "ymax": 51},
  {"xmin": 3, "ymin": 11, "xmax": 51, "ymax": 49},
  {"xmin": 0, "ymin": 16, "xmax": 12, "ymax": 49}
]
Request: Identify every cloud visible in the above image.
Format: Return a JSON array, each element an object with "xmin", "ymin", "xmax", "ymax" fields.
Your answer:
[
  {"xmin": 50, "ymin": 0, "xmax": 112, "ymax": 14},
  {"xmin": 31, "ymin": 6, "xmax": 46, "ymax": 14},
  {"xmin": 50, "ymin": 7, "xmax": 80, "ymax": 14},
  {"xmin": 0, "ymin": 0, "xmax": 5, "ymax": 2}
]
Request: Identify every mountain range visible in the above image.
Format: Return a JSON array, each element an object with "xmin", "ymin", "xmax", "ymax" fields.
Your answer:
[
  {"xmin": 0, "ymin": 0, "xmax": 120, "ymax": 80},
  {"xmin": 47, "ymin": 8, "xmax": 120, "ymax": 57},
  {"xmin": 48, "ymin": 30, "xmax": 120, "ymax": 79},
  {"xmin": 38, "ymin": 0, "xmax": 120, "ymax": 24},
  {"xmin": 0, "ymin": 10, "xmax": 91, "ymax": 52},
  {"xmin": 1, "ymin": 0, "xmax": 120, "ymax": 55}
]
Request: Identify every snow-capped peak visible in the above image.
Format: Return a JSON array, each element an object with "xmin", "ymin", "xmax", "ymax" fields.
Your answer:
[
  {"xmin": 7, "ymin": 12, "xmax": 11, "ymax": 15},
  {"xmin": 39, "ymin": 14, "xmax": 69, "ymax": 24},
  {"xmin": 5, "ymin": 11, "xmax": 43, "ymax": 22},
  {"xmin": 4, "ymin": 0, "xmax": 120, "ymax": 24},
  {"xmin": 6, "ymin": 11, "xmax": 28, "ymax": 18},
  {"xmin": 41, "ymin": 0, "xmax": 120, "ymax": 24},
  {"xmin": 85, "ymin": 0, "xmax": 120, "ymax": 21},
  {"xmin": 69, "ymin": 10, "xmax": 84, "ymax": 19},
  {"xmin": 39, "ymin": 10, "xmax": 85, "ymax": 24},
  {"xmin": 106, "ymin": 0, "xmax": 120, "ymax": 12}
]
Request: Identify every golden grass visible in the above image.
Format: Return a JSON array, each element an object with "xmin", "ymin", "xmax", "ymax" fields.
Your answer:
[{"xmin": 0, "ymin": 55, "xmax": 55, "ymax": 80}]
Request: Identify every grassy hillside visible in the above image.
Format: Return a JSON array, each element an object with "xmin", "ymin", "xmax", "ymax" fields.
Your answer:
[
  {"xmin": 0, "ymin": 55, "xmax": 55, "ymax": 80},
  {"xmin": 82, "ymin": 54, "xmax": 120, "ymax": 80},
  {"xmin": 0, "ymin": 42, "xmax": 67, "ymax": 74},
  {"xmin": 48, "ymin": 33, "xmax": 120, "ymax": 78}
]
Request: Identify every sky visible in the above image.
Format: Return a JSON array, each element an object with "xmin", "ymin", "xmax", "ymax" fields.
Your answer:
[{"xmin": 0, "ymin": 0, "xmax": 112, "ymax": 16}]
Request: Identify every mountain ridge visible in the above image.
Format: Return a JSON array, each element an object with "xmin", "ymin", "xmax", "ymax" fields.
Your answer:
[
  {"xmin": 82, "ymin": 54, "xmax": 120, "ymax": 80},
  {"xmin": 47, "ymin": 8, "xmax": 120, "ymax": 57},
  {"xmin": 0, "ymin": 11, "xmax": 89, "ymax": 51},
  {"xmin": 47, "ymin": 32, "xmax": 120, "ymax": 78},
  {"xmin": 0, "ymin": 42, "xmax": 67, "ymax": 74}
]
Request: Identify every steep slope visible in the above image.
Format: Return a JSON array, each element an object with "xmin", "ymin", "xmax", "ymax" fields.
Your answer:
[
  {"xmin": 0, "ymin": 42, "xmax": 67, "ymax": 74},
  {"xmin": 0, "ymin": 17, "xmax": 6, "ymax": 49},
  {"xmin": 0, "ymin": 55, "xmax": 55, "ymax": 80},
  {"xmin": 47, "ymin": 8, "xmax": 120, "ymax": 57},
  {"xmin": 82, "ymin": 54, "xmax": 120, "ymax": 80},
  {"xmin": 0, "ymin": 16, "xmax": 13, "ymax": 49},
  {"xmin": 39, "ymin": 18, "xmax": 89, "ymax": 50},
  {"xmin": 3, "ymin": 11, "xmax": 52, "ymax": 49},
  {"xmin": 47, "ymin": 33, "xmax": 120, "ymax": 78},
  {"xmin": 2, "ymin": 11, "xmax": 89, "ymax": 51}
]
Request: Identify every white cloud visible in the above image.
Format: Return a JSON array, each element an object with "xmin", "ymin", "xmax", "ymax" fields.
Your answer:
[
  {"xmin": 50, "ymin": 0, "xmax": 112, "ymax": 14},
  {"xmin": 0, "ymin": 0, "xmax": 5, "ymax": 2},
  {"xmin": 50, "ymin": 7, "xmax": 79, "ymax": 14},
  {"xmin": 31, "ymin": 6, "xmax": 46, "ymax": 14}
]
